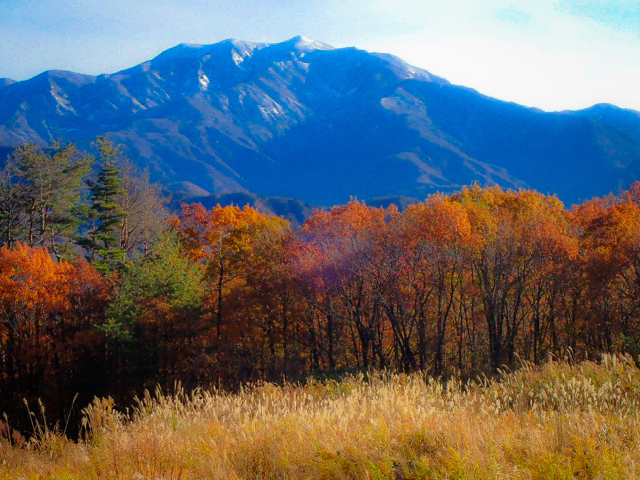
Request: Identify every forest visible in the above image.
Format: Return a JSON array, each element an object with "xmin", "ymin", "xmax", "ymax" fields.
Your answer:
[{"xmin": 1, "ymin": 139, "xmax": 640, "ymax": 437}]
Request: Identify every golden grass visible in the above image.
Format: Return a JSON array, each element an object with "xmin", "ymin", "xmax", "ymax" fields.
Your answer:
[{"xmin": 2, "ymin": 355, "xmax": 640, "ymax": 479}]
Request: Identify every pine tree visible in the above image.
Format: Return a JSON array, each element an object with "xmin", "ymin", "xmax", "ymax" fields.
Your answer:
[{"xmin": 82, "ymin": 137, "xmax": 128, "ymax": 273}]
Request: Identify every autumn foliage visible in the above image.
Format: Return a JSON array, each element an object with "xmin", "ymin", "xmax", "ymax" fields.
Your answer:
[
  {"xmin": 2, "ymin": 184, "xmax": 640, "ymax": 434},
  {"xmin": 0, "ymin": 244, "xmax": 111, "ymax": 432}
]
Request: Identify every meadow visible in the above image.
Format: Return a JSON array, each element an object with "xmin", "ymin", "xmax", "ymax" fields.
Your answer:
[{"xmin": 2, "ymin": 354, "xmax": 640, "ymax": 479}]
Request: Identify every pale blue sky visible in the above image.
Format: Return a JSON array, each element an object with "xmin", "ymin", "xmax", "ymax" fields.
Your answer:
[{"xmin": 1, "ymin": 0, "xmax": 638, "ymax": 112}]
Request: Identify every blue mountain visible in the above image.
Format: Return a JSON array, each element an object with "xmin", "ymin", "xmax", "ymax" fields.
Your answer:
[{"xmin": 1, "ymin": 36, "xmax": 638, "ymax": 206}]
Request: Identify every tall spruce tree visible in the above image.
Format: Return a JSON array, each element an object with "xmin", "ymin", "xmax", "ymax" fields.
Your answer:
[{"xmin": 82, "ymin": 137, "xmax": 128, "ymax": 273}]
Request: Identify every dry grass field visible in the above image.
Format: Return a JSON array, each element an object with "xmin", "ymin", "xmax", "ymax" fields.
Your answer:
[{"xmin": 2, "ymin": 355, "xmax": 640, "ymax": 479}]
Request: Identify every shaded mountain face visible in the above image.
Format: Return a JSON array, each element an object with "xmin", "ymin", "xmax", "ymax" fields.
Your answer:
[{"xmin": 1, "ymin": 36, "xmax": 639, "ymax": 206}]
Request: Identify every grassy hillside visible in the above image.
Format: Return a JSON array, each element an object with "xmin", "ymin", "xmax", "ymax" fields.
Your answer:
[{"xmin": 2, "ymin": 355, "xmax": 640, "ymax": 479}]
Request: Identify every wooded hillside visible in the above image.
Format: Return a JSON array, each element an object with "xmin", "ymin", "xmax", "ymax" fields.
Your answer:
[{"xmin": 1, "ymin": 141, "xmax": 640, "ymax": 435}]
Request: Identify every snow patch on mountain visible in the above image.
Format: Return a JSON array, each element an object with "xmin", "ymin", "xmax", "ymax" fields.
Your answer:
[
  {"xmin": 198, "ymin": 71, "xmax": 210, "ymax": 90},
  {"xmin": 289, "ymin": 35, "xmax": 334, "ymax": 53},
  {"xmin": 232, "ymin": 51, "xmax": 245, "ymax": 66}
]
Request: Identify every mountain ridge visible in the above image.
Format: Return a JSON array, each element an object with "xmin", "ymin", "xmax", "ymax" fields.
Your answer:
[{"xmin": 0, "ymin": 36, "xmax": 639, "ymax": 206}]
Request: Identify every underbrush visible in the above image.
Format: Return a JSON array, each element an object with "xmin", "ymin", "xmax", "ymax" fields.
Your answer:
[{"xmin": 2, "ymin": 355, "xmax": 640, "ymax": 479}]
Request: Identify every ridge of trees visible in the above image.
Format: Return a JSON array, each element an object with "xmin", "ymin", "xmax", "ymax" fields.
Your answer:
[{"xmin": 1, "ymin": 138, "xmax": 640, "ymax": 435}]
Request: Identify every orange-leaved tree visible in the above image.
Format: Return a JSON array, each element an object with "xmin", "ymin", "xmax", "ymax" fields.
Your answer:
[
  {"xmin": 571, "ymin": 183, "xmax": 640, "ymax": 354},
  {"xmin": 0, "ymin": 243, "xmax": 111, "ymax": 432},
  {"xmin": 396, "ymin": 195, "xmax": 472, "ymax": 373},
  {"xmin": 298, "ymin": 201, "xmax": 398, "ymax": 371},
  {"xmin": 451, "ymin": 186, "xmax": 576, "ymax": 369},
  {"xmin": 170, "ymin": 203, "xmax": 292, "ymax": 381}
]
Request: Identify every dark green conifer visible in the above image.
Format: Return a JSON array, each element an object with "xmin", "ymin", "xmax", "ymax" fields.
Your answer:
[{"xmin": 82, "ymin": 137, "xmax": 129, "ymax": 273}]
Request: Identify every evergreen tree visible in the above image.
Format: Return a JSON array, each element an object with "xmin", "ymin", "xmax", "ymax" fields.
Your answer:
[
  {"xmin": 104, "ymin": 232, "xmax": 206, "ymax": 390},
  {"xmin": 81, "ymin": 137, "xmax": 128, "ymax": 273}
]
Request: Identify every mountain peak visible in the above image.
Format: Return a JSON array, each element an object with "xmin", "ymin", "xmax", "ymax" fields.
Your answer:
[
  {"xmin": 150, "ymin": 39, "xmax": 264, "ymax": 66},
  {"xmin": 150, "ymin": 36, "xmax": 333, "ymax": 68},
  {"xmin": 284, "ymin": 35, "xmax": 334, "ymax": 53}
]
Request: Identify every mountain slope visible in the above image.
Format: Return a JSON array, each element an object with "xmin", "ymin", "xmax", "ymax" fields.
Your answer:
[{"xmin": 0, "ymin": 36, "xmax": 639, "ymax": 205}]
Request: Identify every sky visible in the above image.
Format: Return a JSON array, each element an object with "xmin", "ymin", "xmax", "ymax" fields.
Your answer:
[{"xmin": 1, "ymin": 0, "xmax": 639, "ymax": 112}]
